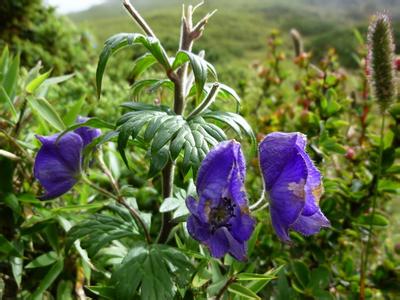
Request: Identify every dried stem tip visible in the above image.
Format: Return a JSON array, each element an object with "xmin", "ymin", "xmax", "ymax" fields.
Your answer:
[
  {"xmin": 290, "ymin": 28, "xmax": 303, "ymax": 57},
  {"xmin": 367, "ymin": 13, "xmax": 396, "ymax": 112}
]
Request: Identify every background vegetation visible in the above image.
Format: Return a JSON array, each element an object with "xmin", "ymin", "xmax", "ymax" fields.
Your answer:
[{"xmin": 1, "ymin": 0, "xmax": 400, "ymax": 299}]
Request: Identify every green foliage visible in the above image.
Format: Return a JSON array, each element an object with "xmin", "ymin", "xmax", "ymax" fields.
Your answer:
[{"xmin": 1, "ymin": 0, "xmax": 400, "ymax": 299}]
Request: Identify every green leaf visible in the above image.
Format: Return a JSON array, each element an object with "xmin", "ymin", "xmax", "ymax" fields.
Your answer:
[
  {"xmin": 26, "ymin": 70, "xmax": 52, "ymax": 94},
  {"xmin": 237, "ymin": 273, "xmax": 277, "ymax": 281},
  {"xmin": 151, "ymin": 116, "xmax": 185, "ymax": 153},
  {"xmin": 246, "ymin": 265, "xmax": 284, "ymax": 293},
  {"xmin": 131, "ymin": 79, "xmax": 172, "ymax": 99},
  {"xmin": 204, "ymin": 83, "xmax": 241, "ymax": 104},
  {"xmin": 28, "ymin": 97, "xmax": 66, "ymax": 131},
  {"xmin": 292, "ymin": 260, "xmax": 310, "ymax": 288},
  {"xmin": 56, "ymin": 280, "xmax": 73, "ymax": 300},
  {"xmin": 131, "ymin": 53, "xmax": 157, "ymax": 80},
  {"xmin": 148, "ymin": 145, "xmax": 169, "ymax": 178},
  {"xmin": 356, "ymin": 212, "xmax": 390, "ymax": 227},
  {"xmin": 31, "ymin": 259, "xmax": 64, "ymax": 299},
  {"xmin": 159, "ymin": 197, "xmax": 181, "ymax": 212},
  {"xmin": 0, "ymin": 46, "xmax": 9, "ymax": 81},
  {"xmin": 0, "ymin": 86, "xmax": 17, "ymax": 118},
  {"xmin": 63, "ymin": 96, "xmax": 85, "ymax": 126},
  {"xmin": 66, "ymin": 205, "xmax": 139, "ymax": 257},
  {"xmin": 10, "ymin": 256, "xmax": 23, "ymax": 288},
  {"xmin": 96, "ymin": 33, "xmax": 170, "ymax": 98},
  {"xmin": 25, "ymin": 251, "xmax": 59, "ymax": 269},
  {"xmin": 37, "ymin": 73, "xmax": 75, "ymax": 97},
  {"xmin": 3, "ymin": 193, "xmax": 21, "ymax": 215},
  {"xmin": 202, "ymin": 111, "xmax": 256, "ymax": 150},
  {"xmin": 0, "ymin": 234, "xmax": 21, "ymax": 257},
  {"xmin": 111, "ymin": 243, "xmax": 193, "ymax": 300},
  {"xmin": 86, "ymin": 286, "xmax": 115, "ymax": 300},
  {"xmin": 159, "ymin": 188, "xmax": 189, "ymax": 220},
  {"xmin": 228, "ymin": 283, "xmax": 261, "ymax": 299},
  {"xmin": 3, "ymin": 54, "xmax": 19, "ymax": 97},
  {"xmin": 310, "ymin": 266, "xmax": 330, "ymax": 291},
  {"xmin": 173, "ymin": 51, "xmax": 217, "ymax": 100}
]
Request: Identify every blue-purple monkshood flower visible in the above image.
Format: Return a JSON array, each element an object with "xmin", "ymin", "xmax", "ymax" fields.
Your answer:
[
  {"xmin": 33, "ymin": 117, "xmax": 101, "ymax": 200},
  {"xmin": 186, "ymin": 140, "xmax": 255, "ymax": 261},
  {"xmin": 259, "ymin": 132, "xmax": 330, "ymax": 242}
]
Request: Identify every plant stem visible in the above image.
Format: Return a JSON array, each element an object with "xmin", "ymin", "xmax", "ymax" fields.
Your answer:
[
  {"xmin": 82, "ymin": 168, "xmax": 152, "ymax": 244},
  {"xmin": 157, "ymin": 161, "xmax": 175, "ymax": 243},
  {"xmin": 359, "ymin": 113, "xmax": 386, "ymax": 299},
  {"xmin": 216, "ymin": 276, "xmax": 236, "ymax": 299},
  {"xmin": 122, "ymin": 0, "xmax": 156, "ymax": 38}
]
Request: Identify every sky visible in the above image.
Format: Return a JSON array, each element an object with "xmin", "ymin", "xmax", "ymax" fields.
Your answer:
[{"xmin": 45, "ymin": 0, "xmax": 106, "ymax": 14}]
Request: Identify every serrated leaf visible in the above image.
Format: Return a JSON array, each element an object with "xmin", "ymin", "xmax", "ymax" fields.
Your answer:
[
  {"xmin": 203, "ymin": 111, "xmax": 256, "ymax": 150},
  {"xmin": 96, "ymin": 33, "xmax": 170, "ymax": 98},
  {"xmin": 148, "ymin": 145, "xmax": 169, "ymax": 178},
  {"xmin": 173, "ymin": 51, "xmax": 216, "ymax": 100},
  {"xmin": 151, "ymin": 116, "xmax": 184, "ymax": 153},
  {"xmin": 111, "ymin": 243, "xmax": 193, "ymax": 300},
  {"xmin": 66, "ymin": 207, "xmax": 139, "ymax": 257},
  {"xmin": 28, "ymin": 97, "xmax": 65, "ymax": 131}
]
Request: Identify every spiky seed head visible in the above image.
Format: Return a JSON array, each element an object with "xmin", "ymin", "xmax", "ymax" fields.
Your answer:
[{"xmin": 367, "ymin": 13, "xmax": 396, "ymax": 112}]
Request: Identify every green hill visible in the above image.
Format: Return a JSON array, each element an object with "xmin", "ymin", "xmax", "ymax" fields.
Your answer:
[{"xmin": 68, "ymin": 0, "xmax": 400, "ymax": 71}]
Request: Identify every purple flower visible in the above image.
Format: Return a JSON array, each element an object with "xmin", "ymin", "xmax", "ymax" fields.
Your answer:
[
  {"xmin": 34, "ymin": 117, "xmax": 101, "ymax": 200},
  {"xmin": 259, "ymin": 132, "xmax": 330, "ymax": 242},
  {"xmin": 186, "ymin": 140, "xmax": 255, "ymax": 261}
]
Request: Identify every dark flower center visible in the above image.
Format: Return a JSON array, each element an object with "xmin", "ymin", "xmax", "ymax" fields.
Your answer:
[{"xmin": 209, "ymin": 197, "xmax": 236, "ymax": 233}]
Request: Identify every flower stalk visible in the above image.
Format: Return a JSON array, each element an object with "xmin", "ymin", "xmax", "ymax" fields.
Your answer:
[{"xmin": 94, "ymin": 152, "xmax": 152, "ymax": 244}]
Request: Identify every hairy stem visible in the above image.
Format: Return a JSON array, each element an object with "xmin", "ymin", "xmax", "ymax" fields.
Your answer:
[
  {"xmin": 123, "ymin": 0, "xmax": 156, "ymax": 38},
  {"xmin": 359, "ymin": 114, "xmax": 386, "ymax": 299}
]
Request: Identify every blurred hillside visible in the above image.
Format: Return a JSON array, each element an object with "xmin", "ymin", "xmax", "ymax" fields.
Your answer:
[{"xmin": 68, "ymin": 0, "xmax": 400, "ymax": 71}]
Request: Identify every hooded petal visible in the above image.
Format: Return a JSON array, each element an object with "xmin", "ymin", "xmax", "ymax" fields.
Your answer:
[
  {"xmin": 74, "ymin": 116, "xmax": 101, "ymax": 148},
  {"xmin": 34, "ymin": 132, "xmax": 83, "ymax": 199},
  {"xmin": 196, "ymin": 141, "xmax": 239, "ymax": 203},
  {"xmin": 259, "ymin": 132, "xmax": 303, "ymax": 190},
  {"xmin": 260, "ymin": 132, "xmax": 330, "ymax": 241},
  {"xmin": 259, "ymin": 132, "xmax": 308, "ymax": 241},
  {"xmin": 291, "ymin": 209, "xmax": 330, "ymax": 236}
]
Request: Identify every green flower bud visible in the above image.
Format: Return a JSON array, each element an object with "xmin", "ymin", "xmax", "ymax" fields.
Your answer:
[{"xmin": 367, "ymin": 13, "xmax": 396, "ymax": 112}]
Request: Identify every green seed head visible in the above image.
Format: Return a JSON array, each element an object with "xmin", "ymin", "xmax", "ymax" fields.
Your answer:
[{"xmin": 367, "ymin": 13, "xmax": 396, "ymax": 112}]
